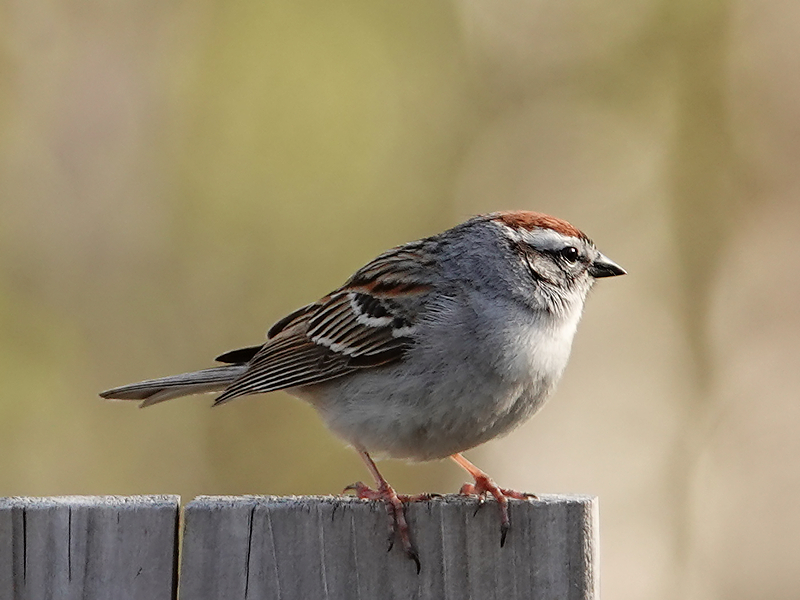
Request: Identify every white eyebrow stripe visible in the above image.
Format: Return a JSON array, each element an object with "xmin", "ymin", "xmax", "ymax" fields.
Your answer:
[
  {"xmin": 519, "ymin": 229, "xmax": 585, "ymax": 252},
  {"xmin": 493, "ymin": 222, "xmax": 524, "ymax": 242},
  {"xmin": 494, "ymin": 221, "xmax": 585, "ymax": 252}
]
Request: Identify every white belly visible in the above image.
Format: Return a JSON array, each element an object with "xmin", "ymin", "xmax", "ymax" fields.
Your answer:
[{"xmin": 290, "ymin": 306, "xmax": 578, "ymax": 461}]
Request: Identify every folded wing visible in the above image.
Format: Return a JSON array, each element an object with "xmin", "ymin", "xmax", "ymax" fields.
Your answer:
[{"xmin": 213, "ymin": 240, "xmax": 437, "ymax": 405}]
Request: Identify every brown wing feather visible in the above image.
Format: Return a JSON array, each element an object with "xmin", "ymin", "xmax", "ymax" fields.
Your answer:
[
  {"xmin": 214, "ymin": 345, "xmax": 263, "ymax": 364},
  {"xmin": 212, "ymin": 324, "xmax": 353, "ymax": 404},
  {"xmin": 213, "ymin": 241, "xmax": 437, "ymax": 405}
]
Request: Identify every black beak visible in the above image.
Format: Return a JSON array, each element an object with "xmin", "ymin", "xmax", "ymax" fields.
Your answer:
[{"xmin": 589, "ymin": 253, "xmax": 626, "ymax": 278}]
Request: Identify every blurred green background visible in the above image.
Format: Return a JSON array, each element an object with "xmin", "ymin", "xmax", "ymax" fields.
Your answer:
[{"xmin": 2, "ymin": 0, "xmax": 799, "ymax": 598}]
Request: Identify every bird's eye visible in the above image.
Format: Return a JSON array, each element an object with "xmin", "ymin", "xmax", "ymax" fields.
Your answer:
[{"xmin": 560, "ymin": 246, "xmax": 579, "ymax": 262}]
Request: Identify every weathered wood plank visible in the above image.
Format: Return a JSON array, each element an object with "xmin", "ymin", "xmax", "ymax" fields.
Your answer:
[
  {"xmin": 179, "ymin": 494, "xmax": 598, "ymax": 600},
  {"xmin": 0, "ymin": 495, "xmax": 179, "ymax": 600}
]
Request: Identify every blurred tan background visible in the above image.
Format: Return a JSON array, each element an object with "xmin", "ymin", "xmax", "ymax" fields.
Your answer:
[{"xmin": 2, "ymin": 0, "xmax": 799, "ymax": 598}]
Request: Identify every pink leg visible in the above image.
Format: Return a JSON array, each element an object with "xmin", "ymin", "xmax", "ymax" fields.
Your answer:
[
  {"xmin": 344, "ymin": 448, "xmax": 432, "ymax": 572},
  {"xmin": 451, "ymin": 452, "xmax": 536, "ymax": 546}
]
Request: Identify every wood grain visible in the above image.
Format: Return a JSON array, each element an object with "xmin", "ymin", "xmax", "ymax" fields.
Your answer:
[
  {"xmin": 0, "ymin": 495, "xmax": 179, "ymax": 600},
  {"xmin": 179, "ymin": 494, "xmax": 598, "ymax": 600}
]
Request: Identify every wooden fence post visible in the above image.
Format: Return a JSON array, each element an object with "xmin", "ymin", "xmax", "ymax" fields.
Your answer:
[
  {"xmin": 0, "ymin": 494, "xmax": 598, "ymax": 599},
  {"xmin": 0, "ymin": 495, "xmax": 179, "ymax": 600},
  {"xmin": 179, "ymin": 494, "xmax": 598, "ymax": 600}
]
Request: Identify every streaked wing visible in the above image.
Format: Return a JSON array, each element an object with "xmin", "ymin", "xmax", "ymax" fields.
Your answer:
[
  {"xmin": 214, "ymin": 345, "xmax": 263, "ymax": 364},
  {"xmin": 213, "ymin": 326, "xmax": 352, "ymax": 404},
  {"xmin": 213, "ymin": 240, "xmax": 437, "ymax": 405}
]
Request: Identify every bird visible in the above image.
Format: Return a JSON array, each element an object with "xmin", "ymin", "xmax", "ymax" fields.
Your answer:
[{"xmin": 100, "ymin": 210, "xmax": 625, "ymax": 569}]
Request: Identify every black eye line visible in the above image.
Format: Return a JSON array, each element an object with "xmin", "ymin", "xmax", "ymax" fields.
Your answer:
[
  {"xmin": 511, "ymin": 241, "xmax": 559, "ymax": 285},
  {"xmin": 559, "ymin": 246, "xmax": 580, "ymax": 263},
  {"xmin": 530, "ymin": 246, "xmax": 582, "ymax": 264}
]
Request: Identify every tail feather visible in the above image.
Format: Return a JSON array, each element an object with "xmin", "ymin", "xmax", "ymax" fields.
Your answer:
[{"xmin": 99, "ymin": 365, "xmax": 247, "ymax": 408}]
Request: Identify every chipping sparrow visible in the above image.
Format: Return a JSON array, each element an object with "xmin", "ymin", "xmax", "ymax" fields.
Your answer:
[{"xmin": 101, "ymin": 211, "xmax": 625, "ymax": 568}]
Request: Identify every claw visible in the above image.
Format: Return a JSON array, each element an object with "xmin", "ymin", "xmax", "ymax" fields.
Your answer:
[
  {"xmin": 461, "ymin": 481, "xmax": 491, "ymax": 516},
  {"xmin": 451, "ymin": 453, "xmax": 535, "ymax": 549},
  {"xmin": 500, "ymin": 488, "xmax": 538, "ymax": 501},
  {"xmin": 348, "ymin": 448, "xmax": 435, "ymax": 572},
  {"xmin": 409, "ymin": 547, "xmax": 421, "ymax": 574},
  {"xmin": 343, "ymin": 481, "xmax": 368, "ymax": 495},
  {"xmin": 346, "ymin": 480, "xmax": 417, "ymax": 564}
]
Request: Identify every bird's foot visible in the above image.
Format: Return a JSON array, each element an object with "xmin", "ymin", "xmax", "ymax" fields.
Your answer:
[
  {"xmin": 343, "ymin": 481, "xmax": 431, "ymax": 572},
  {"xmin": 459, "ymin": 475, "xmax": 537, "ymax": 546}
]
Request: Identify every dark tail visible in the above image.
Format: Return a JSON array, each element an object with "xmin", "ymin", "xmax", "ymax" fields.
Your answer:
[{"xmin": 99, "ymin": 364, "xmax": 248, "ymax": 408}]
